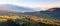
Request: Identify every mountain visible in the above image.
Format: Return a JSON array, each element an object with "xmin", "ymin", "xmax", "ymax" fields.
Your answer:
[
  {"xmin": 0, "ymin": 4, "xmax": 34, "ymax": 12},
  {"xmin": 25, "ymin": 7, "xmax": 60, "ymax": 20},
  {"xmin": 0, "ymin": 4, "xmax": 60, "ymax": 20}
]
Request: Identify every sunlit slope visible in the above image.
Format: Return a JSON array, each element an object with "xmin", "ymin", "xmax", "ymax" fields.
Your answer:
[{"xmin": 0, "ymin": 16, "xmax": 60, "ymax": 26}]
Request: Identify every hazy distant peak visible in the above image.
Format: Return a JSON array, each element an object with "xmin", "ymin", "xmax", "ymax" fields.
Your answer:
[{"xmin": 0, "ymin": 4, "xmax": 35, "ymax": 12}]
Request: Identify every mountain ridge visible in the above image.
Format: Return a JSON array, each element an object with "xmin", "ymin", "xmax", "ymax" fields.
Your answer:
[
  {"xmin": 25, "ymin": 7, "xmax": 60, "ymax": 20},
  {"xmin": 0, "ymin": 4, "xmax": 60, "ymax": 20},
  {"xmin": 0, "ymin": 4, "xmax": 35, "ymax": 12}
]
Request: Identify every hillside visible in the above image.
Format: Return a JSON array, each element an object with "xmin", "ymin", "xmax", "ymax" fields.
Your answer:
[
  {"xmin": 0, "ymin": 7, "xmax": 60, "ymax": 20},
  {"xmin": 0, "ymin": 16, "xmax": 60, "ymax": 26},
  {"xmin": 0, "ymin": 10, "xmax": 27, "ymax": 16},
  {"xmin": 25, "ymin": 7, "xmax": 60, "ymax": 20},
  {"xmin": 0, "ymin": 4, "xmax": 60, "ymax": 26}
]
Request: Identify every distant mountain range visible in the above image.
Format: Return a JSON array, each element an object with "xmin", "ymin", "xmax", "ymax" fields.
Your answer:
[
  {"xmin": 25, "ymin": 7, "xmax": 60, "ymax": 20},
  {"xmin": 0, "ymin": 4, "xmax": 60, "ymax": 20}
]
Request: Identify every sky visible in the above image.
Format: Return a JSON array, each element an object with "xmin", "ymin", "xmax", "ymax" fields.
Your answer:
[{"xmin": 0, "ymin": 0, "xmax": 60, "ymax": 11}]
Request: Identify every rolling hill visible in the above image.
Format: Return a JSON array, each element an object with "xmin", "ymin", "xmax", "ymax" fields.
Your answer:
[
  {"xmin": 0, "ymin": 4, "xmax": 60, "ymax": 20},
  {"xmin": 25, "ymin": 7, "xmax": 60, "ymax": 20}
]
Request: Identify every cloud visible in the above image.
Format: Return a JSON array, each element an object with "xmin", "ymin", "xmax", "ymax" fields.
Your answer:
[
  {"xmin": 0, "ymin": 0, "xmax": 60, "ymax": 11},
  {"xmin": 0, "ymin": 2, "xmax": 60, "ymax": 11},
  {"xmin": 11, "ymin": 2, "xmax": 60, "ymax": 11}
]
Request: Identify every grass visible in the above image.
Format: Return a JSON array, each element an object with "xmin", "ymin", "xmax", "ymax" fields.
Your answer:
[{"xmin": 0, "ymin": 16, "xmax": 60, "ymax": 26}]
